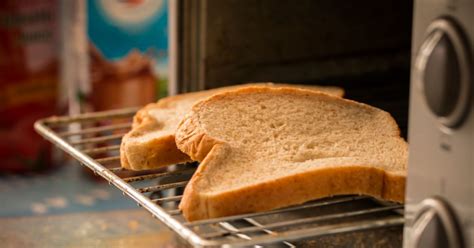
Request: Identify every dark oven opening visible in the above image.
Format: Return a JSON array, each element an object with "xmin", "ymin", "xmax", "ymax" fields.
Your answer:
[{"xmin": 176, "ymin": 0, "xmax": 413, "ymax": 138}]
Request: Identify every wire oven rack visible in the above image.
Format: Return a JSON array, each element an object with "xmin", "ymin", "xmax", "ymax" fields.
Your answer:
[{"xmin": 34, "ymin": 108, "xmax": 405, "ymax": 247}]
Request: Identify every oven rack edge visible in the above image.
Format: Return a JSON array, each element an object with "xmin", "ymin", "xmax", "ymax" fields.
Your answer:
[{"xmin": 34, "ymin": 107, "xmax": 405, "ymax": 247}]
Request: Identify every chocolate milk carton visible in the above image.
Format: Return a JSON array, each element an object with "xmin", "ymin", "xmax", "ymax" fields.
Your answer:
[
  {"xmin": 62, "ymin": 0, "xmax": 168, "ymax": 114},
  {"xmin": 59, "ymin": 1, "xmax": 168, "ymax": 178},
  {"xmin": 87, "ymin": 0, "xmax": 168, "ymax": 111}
]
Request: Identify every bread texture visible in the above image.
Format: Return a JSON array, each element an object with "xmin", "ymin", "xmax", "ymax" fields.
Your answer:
[
  {"xmin": 120, "ymin": 83, "xmax": 343, "ymax": 170},
  {"xmin": 176, "ymin": 86, "xmax": 407, "ymax": 221}
]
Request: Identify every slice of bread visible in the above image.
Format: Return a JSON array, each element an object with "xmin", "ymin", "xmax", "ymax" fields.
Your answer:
[
  {"xmin": 176, "ymin": 86, "xmax": 407, "ymax": 221},
  {"xmin": 120, "ymin": 83, "xmax": 343, "ymax": 170}
]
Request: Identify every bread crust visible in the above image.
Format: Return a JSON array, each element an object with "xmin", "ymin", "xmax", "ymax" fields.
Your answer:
[
  {"xmin": 176, "ymin": 86, "xmax": 407, "ymax": 221},
  {"xmin": 383, "ymin": 172, "xmax": 406, "ymax": 202},
  {"xmin": 121, "ymin": 104, "xmax": 192, "ymax": 170},
  {"xmin": 205, "ymin": 165, "xmax": 385, "ymax": 220}
]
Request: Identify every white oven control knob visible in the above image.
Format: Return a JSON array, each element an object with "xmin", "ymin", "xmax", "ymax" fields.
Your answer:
[
  {"xmin": 415, "ymin": 19, "xmax": 471, "ymax": 128},
  {"xmin": 411, "ymin": 197, "xmax": 464, "ymax": 248}
]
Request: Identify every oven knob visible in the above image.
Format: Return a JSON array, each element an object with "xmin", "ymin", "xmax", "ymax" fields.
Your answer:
[
  {"xmin": 411, "ymin": 197, "xmax": 464, "ymax": 248},
  {"xmin": 415, "ymin": 19, "xmax": 471, "ymax": 128}
]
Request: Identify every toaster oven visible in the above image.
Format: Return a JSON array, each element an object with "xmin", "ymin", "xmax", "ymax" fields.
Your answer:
[
  {"xmin": 34, "ymin": 0, "xmax": 472, "ymax": 247},
  {"xmin": 172, "ymin": 0, "xmax": 473, "ymax": 246},
  {"xmin": 404, "ymin": 0, "xmax": 473, "ymax": 247}
]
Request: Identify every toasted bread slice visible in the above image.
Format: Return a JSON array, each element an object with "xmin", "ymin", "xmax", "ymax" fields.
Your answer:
[
  {"xmin": 120, "ymin": 83, "xmax": 343, "ymax": 170},
  {"xmin": 176, "ymin": 86, "xmax": 407, "ymax": 221}
]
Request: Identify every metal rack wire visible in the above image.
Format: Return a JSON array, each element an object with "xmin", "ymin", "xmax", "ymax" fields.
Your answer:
[{"xmin": 34, "ymin": 108, "xmax": 405, "ymax": 247}]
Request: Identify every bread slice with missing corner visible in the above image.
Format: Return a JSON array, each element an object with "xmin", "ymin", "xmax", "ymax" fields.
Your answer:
[
  {"xmin": 176, "ymin": 86, "xmax": 407, "ymax": 221},
  {"xmin": 120, "ymin": 83, "xmax": 344, "ymax": 170}
]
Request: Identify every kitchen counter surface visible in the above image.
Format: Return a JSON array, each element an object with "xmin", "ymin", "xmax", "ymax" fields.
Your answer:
[
  {"xmin": 0, "ymin": 163, "xmax": 184, "ymax": 247},
  {"xmin": 0, "ymin": 209, "xmax": 181, "ymax": 248}
]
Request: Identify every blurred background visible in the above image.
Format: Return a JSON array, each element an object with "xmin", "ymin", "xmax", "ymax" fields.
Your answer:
[
  {"xmin": 0, "ymin": 0, "xmax": 412, "ymax": 246},
  {"xmin": 0, "ymin": 0, "xmax": 176, "ymax": 246}
]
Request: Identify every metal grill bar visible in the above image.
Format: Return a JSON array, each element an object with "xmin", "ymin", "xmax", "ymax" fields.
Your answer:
[
  {"xmin": 218, "ymin": 222, "xmax": 255, "ymax": 242},
  {"xmin": 109, "ymin": 166, "xmax": 126, "ymax": 172},
  {"xmin": 82, "ymin": 145, "xmax": 121, "ymax": 155},
  {"xmin": 244, "ymin": 218, "xmax": 296, "ymax": 247},
  {"xmin": 123, "ymin": 169, "xmax": 195, "ymax": 183},
  {"xmin": 95, "ymin": 156, "xmax": 121, "ymax": 164},
  {"xmin": 152, "ymin": 195, "xmax": 183, "ymax": 203},
  {"xmin": 202, "ymin": 205, "xmax": 402, "ymax": 239},
  {"xmin": 69, "ymin": 133, "xmax": 124, "ymax": 145},
  {"xmin": 185, "ymin": 195, "xmax": 368, "ymax": 227},
  {"xmin": 137, "ymin": 181, "xmax": 188, "ymax": 193},
  {"xmin": 42, "ymin": 107, "xmax": 138, "ymax": 125},
  {"xmin": 59, "ymin": 123, "xmax": 132, "ymax": 137},
  {"xmin": 168, "ymin": 209, "xmax": 183, "ymax": 215}
]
